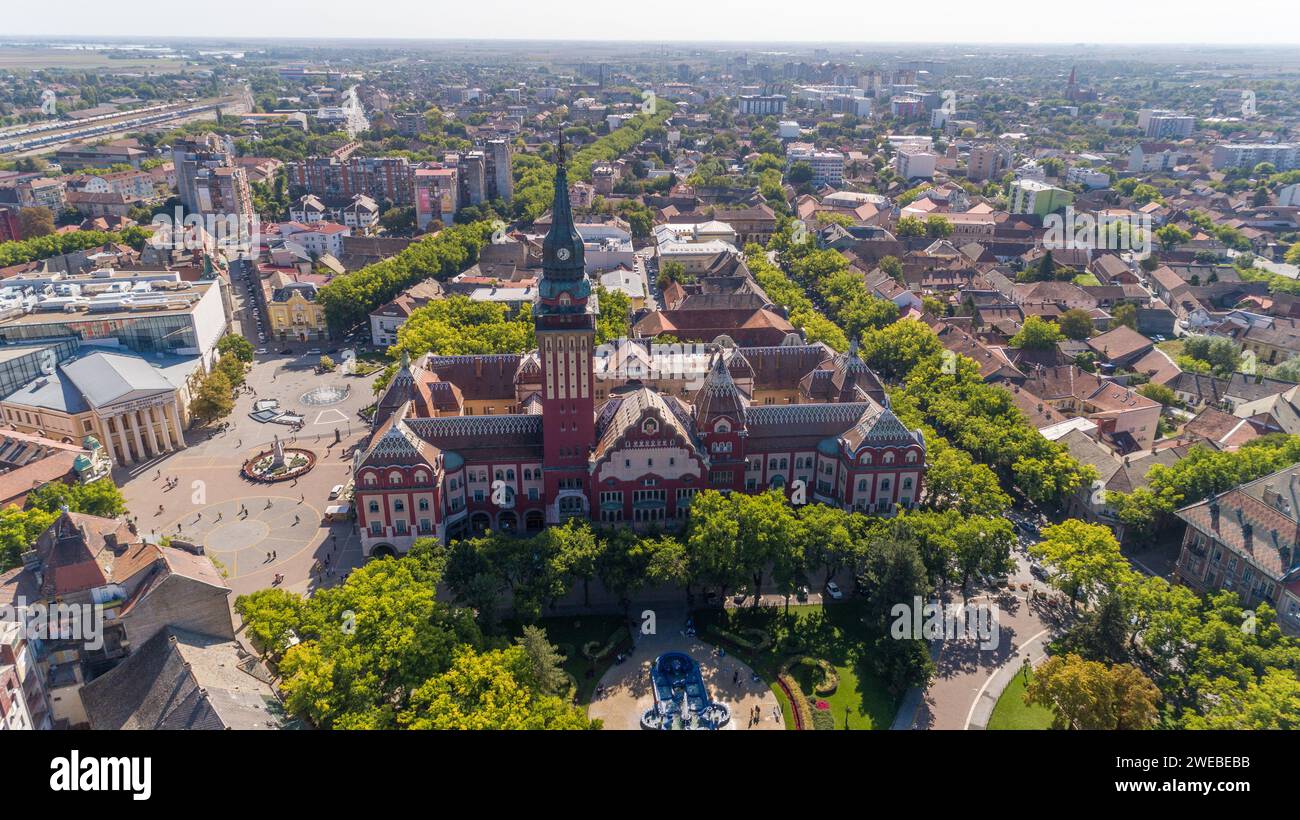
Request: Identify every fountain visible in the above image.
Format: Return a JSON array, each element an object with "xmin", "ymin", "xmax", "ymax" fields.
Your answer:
[
  {"xmin": 241, "ymin": 435, "xmax": 317, "ymax": 482},
  {"xmin": 639, "ymin": 651, "xmax": 731, "ymax": 730},
  {"xmin": 300, "ymin": 384, "xmax": 351, "ymax": 406}
]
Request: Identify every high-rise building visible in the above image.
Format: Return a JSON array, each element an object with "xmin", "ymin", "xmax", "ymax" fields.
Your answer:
[
  {"xmin": 485, "ymin": 138, "xmax": 514, "ymax": 203},
  {"xmin": 456, "ymin": 151, "xmax": 487, "ymax": 206},
  {"xmin": 288, "ymin": 153, "xmax": 415, "ymax": 206},
  {"xmin": 172, "ymin": 135, "xmax": 252, "ymax": 217},
  {"xmin": 967, "ymin": 144, "xmax": 1008, "ymax": 182}
]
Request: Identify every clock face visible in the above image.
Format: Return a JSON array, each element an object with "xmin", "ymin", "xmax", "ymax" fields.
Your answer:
[{"xmin": 556, "ymin": 248, "xmax": 571, "ymax": 261}]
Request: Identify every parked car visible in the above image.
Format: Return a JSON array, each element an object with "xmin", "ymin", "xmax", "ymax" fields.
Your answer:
[
  {"xmin": 1030, "ymin": 563, "xmax": 1050, "ymax": 581},
  {"xmin": 824, "ymin": 581, "xmax": 843, "ymax": 600},
  {"xmin": 795, "ymin": 585, "xmax": 809, "ymax": 602},
  {"xmin": 329, "ymin": 484, "xmax": 344, "ymax": 500}
]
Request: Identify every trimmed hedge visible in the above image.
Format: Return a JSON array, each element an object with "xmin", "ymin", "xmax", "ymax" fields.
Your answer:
[
  {"xmin": 582, "ymin": 625, "xmax": 631, "ymax": 661},
  {"xmin": 707, "ymin": 626, "xmax": 773, "ymax": 653},
  {"xmin": 792, "ymin": 656, "xmax": 839, "ymax": 696}
]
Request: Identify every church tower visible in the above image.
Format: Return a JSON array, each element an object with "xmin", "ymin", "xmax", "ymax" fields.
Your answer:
[{"xmin": 536, "ymin": 131, "xmax": 598, "ymax": 517}]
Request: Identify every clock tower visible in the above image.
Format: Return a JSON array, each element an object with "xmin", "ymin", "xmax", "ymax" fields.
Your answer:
[{"xmin": 536, "ymin": 131, "xmax": 597, "ymax": 519}]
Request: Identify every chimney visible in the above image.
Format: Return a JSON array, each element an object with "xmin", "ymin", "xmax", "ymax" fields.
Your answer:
[
  {"xmin": 1242, "ymin": 522, "xmax": 1253, "ymax": 552},
  {"xmin": 1209, "ymin": 498, "xmax": 1220, "ymax": 531}
]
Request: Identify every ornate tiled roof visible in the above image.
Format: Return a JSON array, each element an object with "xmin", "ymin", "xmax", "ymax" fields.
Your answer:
[
  {"xmin": 406, "ymin": 413, "xmax": 543, "ymax": 439},
  {"xmin": 842, "ymin": 403, "xmax": 918, "ymax": 449},
  {"xmin": 594, "ymin": 388, "xmax": 699, "ymax": 461},
  {"xmin": 695, "ymin": 352, "xmax": 748, "ymax": 422},
  {"xmin": 745, "ymin": 401, "xmax": 876, "ymax": 428}
]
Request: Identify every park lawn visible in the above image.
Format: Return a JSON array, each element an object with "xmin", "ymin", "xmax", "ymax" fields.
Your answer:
[
  {"xmin": 527, "ymin": 614, "xmax": 629, "ymax": 707},
  {"xmin": 988, "ymin": 669, "xmax": 1055, "ymax": 730},
  {"xmin": 695, "ymin": 600, "xmax": 898, "ymax": 730},
  {"xmin": 1157, "ymin": 338, "xmax": 1186, "ymax": 359}
]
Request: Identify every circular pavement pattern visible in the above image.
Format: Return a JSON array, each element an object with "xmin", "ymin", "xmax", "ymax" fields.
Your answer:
[
  {"xmin": 157, "ymin": 495, "xmax": 322, "ymax": 580},
  {"xmin": 300, "ymin": 385, "xmax": 351, "ymax": 406}
]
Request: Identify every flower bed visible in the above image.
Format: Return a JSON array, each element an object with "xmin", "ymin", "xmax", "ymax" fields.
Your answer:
[
  {"xmin": 775, "ymin": 666, "xmax": 813, "ymax": 730},
  {"xmin": 810, "ymin": 701, "xmax": 836, "ymax": 730}
]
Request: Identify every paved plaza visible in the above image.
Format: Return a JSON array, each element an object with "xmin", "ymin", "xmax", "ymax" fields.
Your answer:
[
  {"xmin": 118, "ymin": 347, "xmax": 381, "ymax": 599},
  {"xmin": 587, "ymin": 621, "xmax": 782, "ymax": 731}
]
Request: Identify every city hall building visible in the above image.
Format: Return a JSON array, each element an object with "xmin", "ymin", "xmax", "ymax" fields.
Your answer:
[{"xmin": 353, "ymin": 144, "xmax": 926, "ymax": 556}]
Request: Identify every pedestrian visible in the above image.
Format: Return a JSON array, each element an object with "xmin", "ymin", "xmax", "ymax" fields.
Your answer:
[
  {"xmin": 216, "ymin": 512, "xmax": 222, "ymax": 522},
  {"xmin": 266, "ymin": 551, "xmax": 272, "ymax": 562},
  {"xmin": 273, "ymin": 550, "xmax": 277, "ymax": 559}
]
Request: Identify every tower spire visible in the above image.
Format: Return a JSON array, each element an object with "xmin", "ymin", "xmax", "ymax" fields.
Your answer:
[{"xmin": 540, "ymin": 123, "xmax": 586, "ymax": 285}]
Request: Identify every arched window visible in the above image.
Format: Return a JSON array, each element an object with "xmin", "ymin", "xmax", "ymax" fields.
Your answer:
[
  {"xmin": 368, "ymin": 501, "xmax": 379, "ymax": 513},
  {"xmin": 883, "ymin": 452, "xmax": 896, "ymax": 465},
  {"xmin": 906, "ymin": 451, "xmax": 918, "ymax": 464},
  {"xmin": 418, "ymin": 499, "xmax": 430, "ymax": 511},
  {"xmin": 394, "ymin": 499, "xmax": 405, "ymax": 512},
  {"xmin": 506, "ymin": 469, "xmax": 515, "ymax": 481},
  {"xmin": 388, "ymin": 471, "xmax": 403, "ymax": 485},
  {"xmin": 903, "ymin": 478, "xmax": 913, "ymax": 490},
  {"xmin": 364, "ymin": 472, "xmax": 377, "ymax": 486},
  {"xmin": 860, "ymin": 452, "xmax": 872, "ymax": 464},
  {"xmin": 414, "ymin": 470, "xmax": 428, "ymax": 483},
  {"xmin": 494, "ymin": 469, "xmax": 504, "ymax": 481}
]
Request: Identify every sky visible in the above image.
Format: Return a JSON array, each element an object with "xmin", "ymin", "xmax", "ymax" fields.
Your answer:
[{"xmin": 4, "ymin": 0, "xmax": 1298, "ymax": 45}]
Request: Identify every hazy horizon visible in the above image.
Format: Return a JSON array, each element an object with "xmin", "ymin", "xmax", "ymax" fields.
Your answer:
[{"xmin": 5, "ymin": 0, "xmax": 1298, "ymax": 46}]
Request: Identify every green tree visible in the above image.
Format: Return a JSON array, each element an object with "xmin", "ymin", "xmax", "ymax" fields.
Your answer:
[
  {"xmin": 18, "ymin": 207, "xmax": 54, "ymax": 239},
  {"xmin": 1109, "ymin": 302, "xmax": 1138, "ymax": 330},
  {"xmin": 233, "ymin": 588, "xmax": 304, "ymax": 662},
  {"xmin": 1155, "ymin": 224, "xmax": 1192, "ymax": 251},
  {"xmin": 1058, "ymin": 308, "xmax": 1095, "ymax": 341},
  {"xmin": 515, "ymin": 625, "xmax": 570, "ymax": 698},
  {"xmin": 274, "ymin": 549, "xmax": 480, "ymax": 729},
  {"xmin": 894, "ymin": 215, "xmax": 925, "ymax": 238},
  {"xmin": 0, "ymin": 506, "xmax": 56, "ymax": 572},
  {"xmin": 924, "ymin": 215, "xmax": 954, "ymax": 238},
  {"xmin": 216, "ymin": 333, "xmax": 254, "ymax": 363},
  {"xmin": 1030, "ymin": 520, "xmax": 1134, "ymax": 611},
  {"xmin": 398, "ymin": 645, "xmax": 596, "ymax": 730},
  {"xmin": 1026, "ymin": 653, "xmax": 1160, "ymax": 730},
  {"xmin": 1010, "ymin": 315, "xmax": 1065, "ymax": 349},
  {"xmin": 189, "ymin": 367, "xmax": 234, "ymax": 424},
  {"xmin": 25, "ymin": 478, "xmax": 126, "ymax": 518}
]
